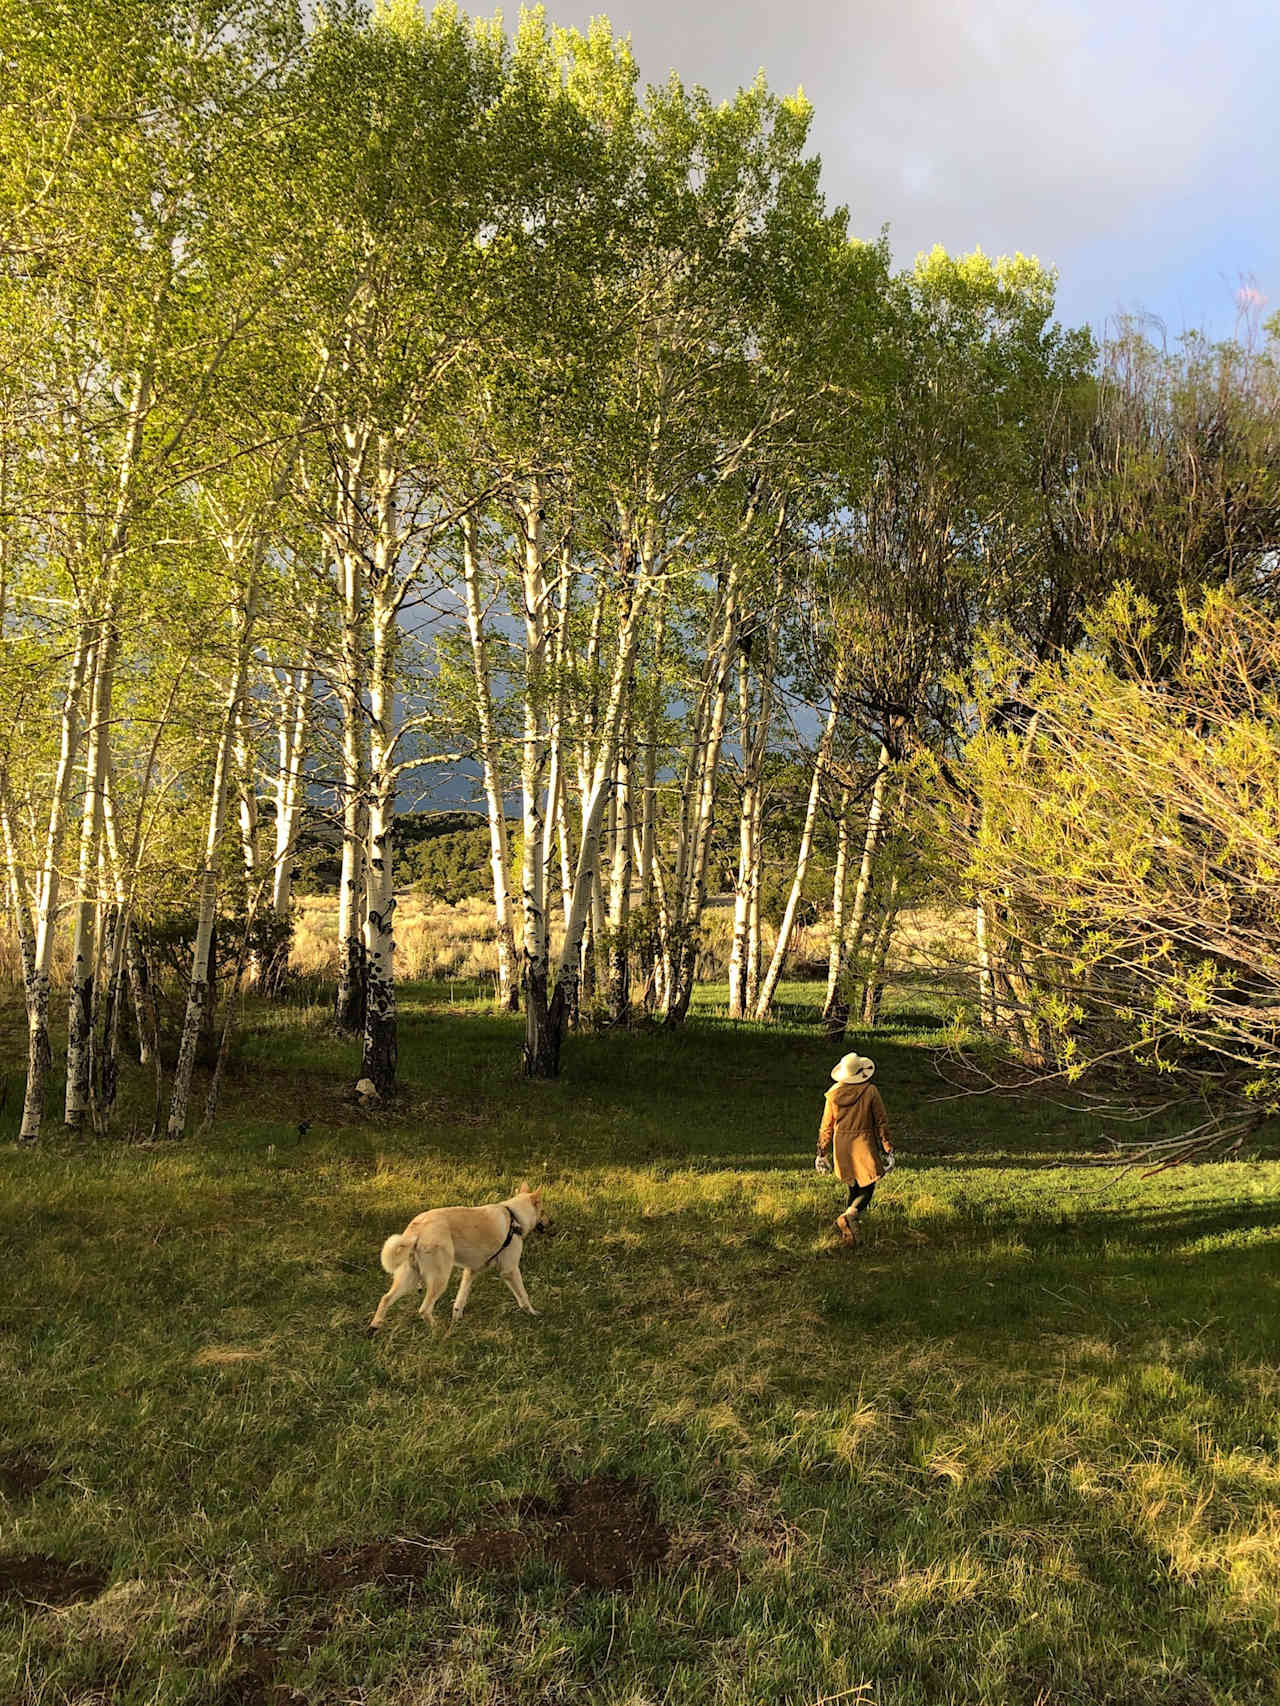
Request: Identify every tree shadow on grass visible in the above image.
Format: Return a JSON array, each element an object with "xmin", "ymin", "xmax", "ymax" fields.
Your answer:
[{"xmin": 779, "ymin": 1194, "xmax": 1280, "ymax": 1362}]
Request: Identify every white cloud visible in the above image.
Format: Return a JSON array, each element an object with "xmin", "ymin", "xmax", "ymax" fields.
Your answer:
[{"xmin": 499, "ymin": 0, "xmax": 1279, "ymax": 331}]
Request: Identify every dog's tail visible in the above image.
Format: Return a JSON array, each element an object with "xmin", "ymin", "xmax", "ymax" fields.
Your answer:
[{"xmin": 380, "ymin": 1233, "xmax": 418, "ymax": 1275}]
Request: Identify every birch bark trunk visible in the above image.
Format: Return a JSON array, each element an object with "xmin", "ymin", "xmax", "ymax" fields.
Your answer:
[
  {"xmin": 167, "ymin": 561, "xmax": 260, "ymax": 1139},
  {"xmin": 96, "ymin": 755, "xmax": 134, "ymax": 1117},
  {"xmin": 858, "ymin": 871, "xmax": 901, "ymax": 1026},
  {"xmin": 542, "ymin": 540, "xmax": 575, "ymax": 936},
  {"xmin": 261, "ymin": 624, "xmax": 315, "ymax": 995},
  {"xmin": 548, "ymin": 544, "xmax": 649, "ymax": 1043},
  {"xmin": 334, "ymin": 512, "xmax": 368, "ymax": 1032},
  {"xmin": 605, "ymin": 734, "xmax": 632, "ymax": 1025},
  {"xmin": 64, "ymin": 634, "xmax": 112, "ymax": 1129},
  {"xmin": 823, "ymin": 743, "xmax": 893, "ymax": 1042},
  {"xmin": 360, "ymin": 461, "xmax": 399, "ymax": 1094},
  {"xmin": 745, "ymin": 780, "xmax": 764, "ymax": 1012},
  {"xmin": 0, "ymin": 787, "xmax": 36, "ymax": 993},
  {"xmin": 233, "ymin": 711, "xmax": 260, "ymax": 891},
  {"xmin": 823, "ymin": 787, "xmax": 853, "ymax": 1017},
  {"xmin": 974, "ymin": 899, "xmax": 995, "ymax": 1029},
  {"xmin": 518, "ymin": 480, "xmax": 557, "ymax": 1076},
  {"xmin": 271, "ymin": 642, "xmax": 314, "ymax": 920},
  {"xmin": 663, "ymin": 566, "xmax": 740, "ymax": 1025},
  {"xmin": 728, "ymin": 618, "xmax": 776, "ymax": 1019},
  {"xmin": 753, "ymin": 665, "xmax": 845, "ymax": 1021},
  {"xmin": 636, "ymin": 600, "xmax": 664, "ymax": 1010},
  {"xmin": 728, "ymin": 654, "xmax": 755, "ymax": 1022},
  {"xmin": 232, "ymin": 706, "xmax": 262, "ymax": 985},
  {"xmin": 461, "ymin": 511, "xmax": 518, "ymax": 1011},
  {"xmin": 19, "ymin": 628, "xmax": 91, "ymax": 1138}
]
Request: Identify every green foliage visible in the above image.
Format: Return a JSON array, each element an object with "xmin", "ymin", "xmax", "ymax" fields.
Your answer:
[
  {"xmin": 935, "ymin": 589, "xmax": 1280, "ymax": 1124},
  {"xmin": 396, "ymin": 820, "xmax": 499, "ymax": 903}
]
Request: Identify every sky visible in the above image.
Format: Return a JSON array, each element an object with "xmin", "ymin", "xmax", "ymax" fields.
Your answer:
[{"xmin": 491, "ymin": 0, "xmax": 1280, "ymax": 343}]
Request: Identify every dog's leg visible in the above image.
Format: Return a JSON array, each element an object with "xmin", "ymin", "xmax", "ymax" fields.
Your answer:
[
  {"xmin": 450, "ymin": 1267, "xmax": 478, "ymax": 1331},
  {"xmin": 500, "ymin": 1262, "xmax": 539, "ymax": 1317},
  {"xmin": 368, "ymin": 1261, "xmax": 419, "ymax": 1335},
  {"xmin": 417, "ymin": 1268, "xmax": 449, "ymax": 1333}
]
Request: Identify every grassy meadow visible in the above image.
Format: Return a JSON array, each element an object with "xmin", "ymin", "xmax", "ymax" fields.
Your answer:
[{"xmin": 2, "ymin": 973, "xmax": 1279, "ymax": 1705}]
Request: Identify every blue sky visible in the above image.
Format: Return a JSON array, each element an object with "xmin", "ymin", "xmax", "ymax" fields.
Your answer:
[{"xmin": 506, "ymin": 0, "xmax": 1280, "ymax": 342}]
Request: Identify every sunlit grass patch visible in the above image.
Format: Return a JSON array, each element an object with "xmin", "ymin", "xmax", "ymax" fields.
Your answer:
[{"xmin": 2, "ymin": 988, "xmax": 1279, "ymax": 1703}]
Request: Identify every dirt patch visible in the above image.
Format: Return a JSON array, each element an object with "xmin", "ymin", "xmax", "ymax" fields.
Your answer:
[
  {"xmin": 287, "ymin": 1476, "xmax": 670, "ymax": 1600},
  {"xmin": 0, "ymin": 1553, "xmax": 108, "ymax": 1607},
  {"xmin": 284, "ymin": 1536, "xmax": 448, "ymax": 1597},
  {"xmin": 206, "ymin": 1614, "xmax": 332, "ymax": 1706},
  {"xmin": 528, "ymin": 1476, "xmax": 669, "ymax": 1590},
  {"xmin": 448, "ymin": 1476, "xmax": 670, "ymax": 1592},
  {"xmin": 0, "ymin": 1449, "xmax": 54, "ymax": 1501}
]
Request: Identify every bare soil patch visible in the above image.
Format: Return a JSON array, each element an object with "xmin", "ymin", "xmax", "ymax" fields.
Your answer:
[
  {"xmin": 0, "ymin": 1448, "xmax": 54, "ymax": 1501},
  {"xmin": 206, "ymin": 1613, "xmax": 332, "ymax": 1706},
  {"xmin": 284, "ymin": 1534, "xmax": 447, "ymax": 1597},
  {"xmin": 522, "ymin": 1475, "xmax": 669, "ymax": 1590},
  {"xmin": 287, "ymin": 1475, "xmax": 670, "ymax": 1599},
  {"xmin": 0, "ymin": 1553, "xmax": 107, "ymax": 1607}
]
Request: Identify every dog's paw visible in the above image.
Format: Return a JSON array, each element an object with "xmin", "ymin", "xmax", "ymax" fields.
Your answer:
[{"xmin": 365, "ymin": 1323, "xmax": 381, "ymax": 1338}]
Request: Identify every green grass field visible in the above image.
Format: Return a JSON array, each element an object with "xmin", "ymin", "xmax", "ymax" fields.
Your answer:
[{"xmin": 2, "ymin": 983, "xmax": 1279, "ymax": 1705}]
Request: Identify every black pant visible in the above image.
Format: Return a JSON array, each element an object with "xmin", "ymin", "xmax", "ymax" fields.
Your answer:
[{"xmin": 845, "ymin": 1182, "xmax": 875, "ymax": 1218}]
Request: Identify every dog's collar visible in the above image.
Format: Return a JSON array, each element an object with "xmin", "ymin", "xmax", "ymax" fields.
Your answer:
[{"xmin": 484, "ymin": 1205, "xmax": 524, "ymax": 1267}]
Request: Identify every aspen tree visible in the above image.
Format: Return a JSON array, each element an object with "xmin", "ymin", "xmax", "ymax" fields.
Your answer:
[
  {"xmin": 727, "ymin": 615, "xmax": 777, "ymax": 1020},
  {"xmin": 460, "ymin": 511, "xmax": 518, "ymax": 1010},
  {"xmin": 753, "ymin": 660, "xmax": 847, "ymax": 1020}
]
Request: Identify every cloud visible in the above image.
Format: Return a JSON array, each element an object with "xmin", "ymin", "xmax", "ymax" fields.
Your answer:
[{"xmin": 496, "ymin": 0, "xmax": 1279, "ymax": 332}]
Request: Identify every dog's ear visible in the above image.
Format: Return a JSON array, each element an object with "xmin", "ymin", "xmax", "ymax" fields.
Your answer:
[
  {"xmin": 517, "ymin": 1179, "xmax": 530, "ymax": 1196},
  {"xmin": 530, "ymin": 1186, "xmax": 542, "ymax": 1205}
]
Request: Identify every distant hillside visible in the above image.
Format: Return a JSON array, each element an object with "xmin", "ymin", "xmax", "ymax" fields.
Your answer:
[{"xmin": 295, "ymin": 810, "xmax": 508, "ymax": 899}]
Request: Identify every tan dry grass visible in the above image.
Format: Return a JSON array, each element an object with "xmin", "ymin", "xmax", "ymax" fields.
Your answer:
[
  {"xmin": 287, "ymin": 893, "xmax": 974, "ymax": 999},
  {"xmin": 291, "ymin": 893, "xmax": 505, "ymax": 984}
]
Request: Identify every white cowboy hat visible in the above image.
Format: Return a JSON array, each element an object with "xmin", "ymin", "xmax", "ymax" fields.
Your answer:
[{"xmin": 831, "ymin": 1052, "xmax": 875, "ymax": 1084}]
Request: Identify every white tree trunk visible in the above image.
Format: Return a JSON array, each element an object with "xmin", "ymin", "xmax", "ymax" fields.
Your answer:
[
  {"xmin": 272, "ymin": 643, "xmax": 314, "ymax": 920},
  {"xmin": 605, "ymin": 735, "xmax": 632, "ymax": 1024},
  {"xmin": 975, "ymin": 898, "xmax": 995, "ymax": 1029},
  {"xmin": 824, "ymin": 743, "xmax": 892, "ymax": 1038},
  {"xmin": 65, "ymin": 634, "xmax": 113, "ymax": 1128},
  {"xmin": 663, "ymin": 566, "xmax": 740, "ymax": 1024},
  {"xmin": 334, "ymin": 522, "xmax": 368, "ymax": 1033},
  {"xmin": 753, "ymin": 668, "xmax": 846, "ymax": 1021},
  {"xmin": 359, "ymin": 453, "xmax": 401, "ymax": 1091},
  {"xmin": 232, "ymin": 704, "xmax": 263, "ymax": 985},
  {"xmin": 20, "ymin": 625, "xmax": 91, "ymax": 1139},
  {"xmin": 823, "ymin": 787, "xmax": 853, "ymax": 1017},
  {"xmin": 540, "ymin": 539, "xmax": 575, "ymax": 936},
  {"xmin": 551, "ymin": 558, "xmax": 650, "ymax": 1023},
  {"xmin": 361, "ymin": 593, "xmax": 398, "ymax": 1092},
  {"xmin": 636, "ymin": 599, "xmax": 665, "ymax": 1009},
  {"xmin": 518, "ymin": 479, "xmax": 558, "ymax": 1076},
  {"xmin": 727, "ymin": 656, "xmax": 754, "ymax": 1021},
  {"xmin": 99, "ymin": 721, "xmax": 165, "ymax": 1092},
  {"xmin": 0, "ymin": 783, "xmax": 36, "ymax": 993},
  {"xmin": 234, "ymin": 709, "xmax": 260, "ymax": 890},
  {"xmin": 167, "ymin": 565, "xmax": 260, "ymax": 1139},
  {"xmin": 859, "ymin": 870, "xmax": 901, "ymax": 1026},
  {"xmin": 728, "ymin": 618, "xmax": 776, "ymax": 1019},
  {"xmin": 461, "ymin": 512, "xmax": 518, "ymax": 1011},
  {"xmin": 745, "ymin": 777, "xmax": 764, "ymax": 1011}
]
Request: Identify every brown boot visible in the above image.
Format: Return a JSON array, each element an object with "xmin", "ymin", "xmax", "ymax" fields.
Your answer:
[{"xmin": 835, "ymin": 1213, "xmax": 859, "ymax": 1247}]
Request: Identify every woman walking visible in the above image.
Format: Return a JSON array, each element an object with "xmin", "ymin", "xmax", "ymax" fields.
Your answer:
[{"xmin": 816, "ymin": 1052, "xmax": 894, "ymax": 1245}]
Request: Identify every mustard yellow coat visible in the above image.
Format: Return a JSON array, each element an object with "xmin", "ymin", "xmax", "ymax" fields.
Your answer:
[{"xmin": 818, "ymin": 1082, "xmax": 892, "ymax": 1186}]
